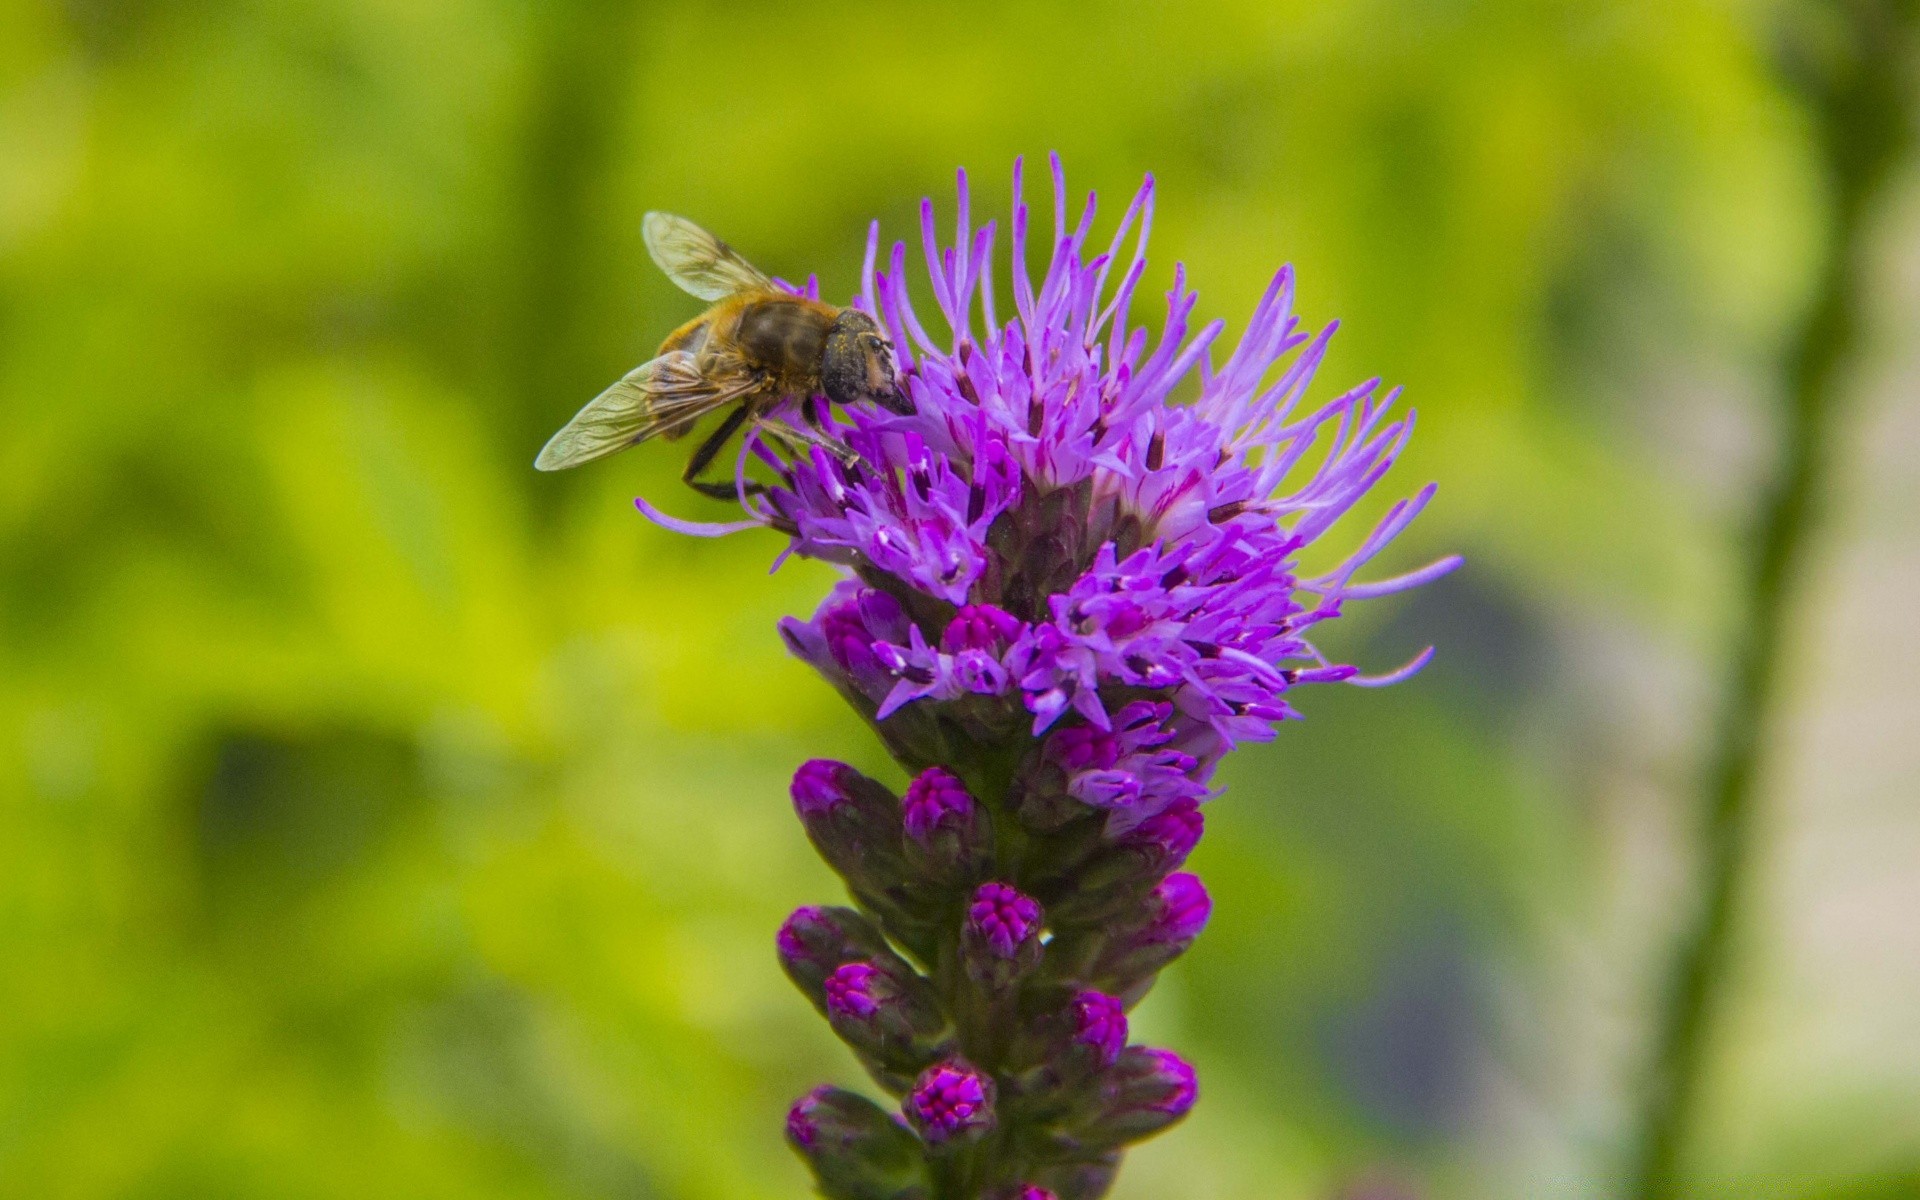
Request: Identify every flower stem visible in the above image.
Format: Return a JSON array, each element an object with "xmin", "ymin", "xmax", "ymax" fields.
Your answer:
[{"xmin": 1626, "ymin": 5, "xmax": 1916, "ymax": 1196}]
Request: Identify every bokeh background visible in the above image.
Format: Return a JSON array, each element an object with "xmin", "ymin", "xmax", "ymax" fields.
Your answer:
[{"xmin": 3, "ymin": 1, "xmax": 1917, "ymax": 1197}]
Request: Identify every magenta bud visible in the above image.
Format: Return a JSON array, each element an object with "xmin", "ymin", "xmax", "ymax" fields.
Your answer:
[
  {"xmin": 902, "ymin": 767, "xmax": 975, "ymax": 843},
  {"xmin": 1143, "ymin": 872, "xmax": 1211, "ymax": 944},
  {"xmin": 967, "ymin": 882, "xmax": 1042, "ymax": 957},
  {"xmin": 1068, "ymin": 1047, "xmax": 1198, "ymax": 1149},
  {"xmin": 962, "ymin": 881, "xmax": 1044, "ymax": 988},
  {"xmin": 900, "ymin": 766, "xmax": 989, "ymax": 881},
  {"xmin": 941, "ymin": 604, "xmax": 1024, "ymax": 653},
  {"xmin": 785, "ymin": 1084, "xmax": 928, "ymax": 1198},
  {"xmin": 1068, "ymin": 990, "xmax": 1128, "ymax": 1069},
  {"xmin": 1119, "ymin": 799, "xmax": 1203, "ymax": 877},
  {"xmin": 788, "ymin": 760, "xmax": 908, "ymax": 901},
  {"xmin": 776, "ymin": 906, "xmax": 899, "ymax": 1008},
  {"xmin": 1085, "ymin": 872, "xmax": 1213, "ymax": 1001},
  {"xmin": 792, "ymin": 758, "xmax": 854, "ymax": 817},
  {"xmin": 823, "ymin": 962, "xmax": 889, "ymax": 1021},
  {"xmin": 905, "ymin": 1059, "xmax": 996, "ymax": 1147},
  {"xmin": 818, "ymin": 959, "xmax": 947, "ymax": 1074}
]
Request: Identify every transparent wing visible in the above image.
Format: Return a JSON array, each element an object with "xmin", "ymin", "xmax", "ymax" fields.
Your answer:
[
  {"xmin": 533, "ymin": 353, "xmax": 756, "ymax": 471},
  {"xmin": 642, "ymin": 212, "xmax": 772, "ymax": 301}
]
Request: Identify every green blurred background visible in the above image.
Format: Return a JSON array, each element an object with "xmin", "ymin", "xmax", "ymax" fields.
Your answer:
[{"xmin": 4, "ymin": 1, "xmax": 1917, "ymax": 1197}]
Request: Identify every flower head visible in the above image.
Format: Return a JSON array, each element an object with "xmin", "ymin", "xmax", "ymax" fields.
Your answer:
[
  {"xmin": 678, "ymin": 159, "xmax": 1452, "ymax": 1192},
  {"xmin": 658, "ymin": 157, "xmax": 1454, "ymax": 774}
]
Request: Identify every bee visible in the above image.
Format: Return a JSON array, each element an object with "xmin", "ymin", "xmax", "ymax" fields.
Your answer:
[{"xmin": 534, "ymin": 212, "xmax": 912, "ymax": 497}]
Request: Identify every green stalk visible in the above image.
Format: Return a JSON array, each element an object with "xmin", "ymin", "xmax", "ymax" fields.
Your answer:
[{"xmin": 1626, "ymin": 4, "xmax": 1916, "ymax": 1196}]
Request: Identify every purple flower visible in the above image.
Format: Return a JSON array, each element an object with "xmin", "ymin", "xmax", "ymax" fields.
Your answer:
[
  {"xmin": 906, "ymin": 1059, "xmax": 996, "ymax": 1144},
  {"xmin": 901, "ymin": 766, "xmax": 975, "ymax": 845},
  {"xmin": 1070, "ymin": 990, "xmax": 1129, "ymax": 1068},
  {"xmin": 966, "ymin": 881, "xmax": 1042, "ymax": 959},
  {"xmin": 624, "ymin": 159, "xmax": 1453, "ymax": 1193},
  {"xmin": 722, "ymin": 158, "xmax": 1454, "ymax": 753},
  {"xmin": 823, "ymin": 962, "xmax": 886, "ymax": 1021}
]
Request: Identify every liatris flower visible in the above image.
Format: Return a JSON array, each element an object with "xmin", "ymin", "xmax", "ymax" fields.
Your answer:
[{"xmin": 628, "ymin": 158, "xmax": 1454, "ymax": 1198}]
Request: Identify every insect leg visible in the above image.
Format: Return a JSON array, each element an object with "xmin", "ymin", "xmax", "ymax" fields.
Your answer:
[
  {"xmin": 757, "ymin": 418, "xmax": 859, "ymax": 467},
  {"xmin": 683, "ymin": 404, "xmax": 767, "ymax": 500}
]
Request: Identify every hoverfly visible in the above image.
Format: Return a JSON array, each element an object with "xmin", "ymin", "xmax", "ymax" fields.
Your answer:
[{"xmin": 534, "ymin": 213, "xmax": 912, "ymax": 497}]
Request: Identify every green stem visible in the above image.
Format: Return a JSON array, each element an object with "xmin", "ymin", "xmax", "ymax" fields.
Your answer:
[{"xmin": 1626, "ymin": 4, "xmax": 1916, "ymax": 1196}]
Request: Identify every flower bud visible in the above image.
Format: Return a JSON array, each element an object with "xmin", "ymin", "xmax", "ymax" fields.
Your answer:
[
  {"xmin": 785, "ymin": 1084, "xmax": 930, "ymax": 1200},
  {"xmin": 1048, "ymin": 798, "xmax": 1207, "ymax": 924},
  {"xmin": 776, "ymin": 906, "xmax": 899, "ymax": 1007},
  {"xmin": 1142, "ymin": 872, "xmax": 1211, "ymax": 944},
  {"xmin": 1067, "ymin": 990, "xmax": 1128, "ymax": 1070},
  {"xmin": 791, "ymin": 760, "xmax": 909, "ymax": 903},
  {"xmin": 901, "ymin": 766, "xmax": 988, "ymax": 881},
  {"xmin": 1117, "ymin": 799, "xmax": 1203, "ymax": 879},
  {"xmin": 986, "ymin": 1187, "xmax": 1059, "ymax": 1200},
  {"xmin": 962, "ymin": 881, "xmax": 1044, "ymax": 988},
  {"xmin": 820, "ymin": 960, "xmax": 948, "ymax": 1072},
  {"xmin": 1067, "ymin": 1047, "xmax": 1197, "ymax": 1149},
  {"xmin": 1086, "ymin": 872, "xmax": 1211, "ymax": 1002},
  {"xmin": 904, "ymin": 1058, "xmax": 996, "ymax": 1148}
]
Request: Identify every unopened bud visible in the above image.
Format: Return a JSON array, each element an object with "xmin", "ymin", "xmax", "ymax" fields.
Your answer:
[
  {"xmin": 962, "ymin": 881, "xmax": 1044, "ymax": 988},
  {"xmin": 901, "ymin": 766, "xmax": 988, "ymax": 880},
  {"xmin": 820, "ymin": 960, "xmax": 947, "ymax": 1072},
  {"xmin": 791, "ymin": 760, "xmax": 909, "ymax": 901},
  {"xmin": 776, "ymin": 906, "xmax": 898, "ymax": 1008},
  {"xmin": 904, "ymin": 1058, "xmax": 996, "ymax": 1148},
  {"xmin": 1067, "ymin": 990, "xmax": 1128, "ymax": 1069},
  {"xmin": 1086, "ymin": 872, "xmax": 1211, "ymax": 1002},
  {"xmin": 1117, "ymin": 799, "xmax": 1203, "ymax": 878},
  {"xmin": 785, "ymin": 1084, "xmax": 929, "ymax": 1200},
  {"xmin": 1068, "ymin": 1046, "xmax": 1197, "ymax": 1149}
]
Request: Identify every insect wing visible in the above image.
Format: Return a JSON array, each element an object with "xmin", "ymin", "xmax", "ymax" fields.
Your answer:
[
  {"xmin": 535, "ymin": 353, "xmax": 741, "ymax": 471},
  {"xmin": 642, "ymin": 212, "xmax": 772, "ymax": 301}
]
